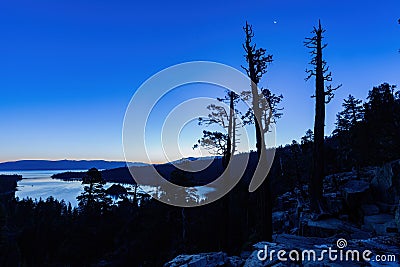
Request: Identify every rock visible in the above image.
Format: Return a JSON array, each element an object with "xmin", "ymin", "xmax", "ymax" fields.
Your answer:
[
  {"xmin": 363, "ymin": 214, "xmax": 394, "ymax": 225},
  {"xmin": 349, "ymin": 230, "xmax": 373, "ymax": 240},
  {"xmin": 395, "ymin": 201, "xmax": 400, "ymax": 230},
  {"xmin": 243, "ymin": 242, "xmax": 285, "ymax": 267},
  {"xmin": 164, "ymin": 252, "xmax": 240, "ymax": 267},
  {"xmin": 165, "ymin": 234, "xmax": 400, "ymax": 267},
  {"xmin": 244, "ymin": 234, "xmax": 400, "ymax": 267},
  {"xmin": 341, "ymin": 180, "xmax": 371, "ymax": 210},
  {"xmin": 272, "ymin": 211, "xmax": 288, "ymax": 233},
  {"xmin": 324, "ymin": 192, "xmax": 344, "ymax": 215},
  {"xmin": 360, "ymin": 204, "xmax": 380, "ymax": 216},
  {"xmin": 305, "ymin": 218, "xmax": 372, "ymax": 239},
  {"xmin": 275, "ymin": 192, "xmax": 297, "ymax": 211},
  {"xmin": 307, "ymin": 218, "xmax": 344, "ymax": 230},
  {"xmin": 363, "ymin": 214, "xmax": 398, "ymax": 235},
  {"xmin": 370, "ymin": 159, "xmax": 400, "ymax": 205},
  {"xmin": 376, "ymin": 202, "xmax": 397, "ymax": 213},
  {"xmin": 244, "ymin": 235, "xmax": 350, "ymax": 266},
  {"xmin": 324, "ymin": 172, "xmax": 353, "ymax": 188},
  {"xmin": 226, "ymin": 256, "xmax": 244, "ymax": 267},
  {"xmin": 358, "ymin": 167, "xmax": 378, "ymax": 181}
]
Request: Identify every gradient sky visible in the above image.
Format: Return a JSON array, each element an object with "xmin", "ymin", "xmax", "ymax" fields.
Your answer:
[{"xmin": 0, "ymin": 0, "xmax": 399, "ymax": 163}]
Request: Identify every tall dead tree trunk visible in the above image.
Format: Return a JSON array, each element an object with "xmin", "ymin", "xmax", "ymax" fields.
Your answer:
[
  {"xmin": 305, "ymin": 20, "xmax": 341, "ymax": 214},
  {"xmin": 311, "ymin": 21, "xmax": 325, "ymax": 214}
]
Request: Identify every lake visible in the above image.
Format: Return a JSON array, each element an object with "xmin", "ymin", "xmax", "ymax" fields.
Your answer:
[
  {"xmin": 0, "ymin": 170, "xmax": 216, "ymax": 207},
  {"xmin": 0, "ymin": 170, "xmax": 86, "ymax": 206}
]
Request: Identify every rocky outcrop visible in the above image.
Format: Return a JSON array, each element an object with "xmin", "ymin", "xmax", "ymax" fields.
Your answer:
[
  {"xmin": 324, "ymin": 192, "xmax": 344, "ymax": 215},
  {"xmin": 395, "ymin": 201, "xmax": 400, "ymax": 230},
  {"xmin": 370, "ymin": 159, "xmax": 400, "ymax": 205},
  {"xmin": 164, "ymin": 161, "xmax": 400, "ymax": 266},
  {"xmin": 163, "ymin": 252, "xmax": 243, "ymax": 267},
  {"xmin": 164, "ymin": 234, "xmax": 399, "ymax": 266},
  {"xmin": 363, "ymin": 214, "xmax": 398, "ymax": 235},
  {"xmin": 341, "ymin": 180, "xmax": 371, "ymax": 210},
  {"xmin": 320, "ymin": 162, "xmax": 400, "ymax": 235},
  {"xmin": 272, "ymin": 211, "xmax": 289, "ymax": 233},
  {"xmin": 360, "ymin": 204, "xmax": 380, "ymax": 216}
]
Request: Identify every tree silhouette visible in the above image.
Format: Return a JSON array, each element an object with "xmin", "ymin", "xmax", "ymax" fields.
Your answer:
[
  {"xmin": 301, "ymin": 129, "xmax": 314, "ymax": 145},
  {"xmin": 77, "ymin": 168, "xmax": 111, "ymax": 214},
  {"xmin": 195, "ymin": 130, "xmax": 228, "ymax": 155},
  {"xmin": 218, "ymin": 91, "xmax": 241, "ymax": 169},
  {"xmin": 304, "ymin": 20, "xmax": 341, "ymax": 214},
  {"xmin": 331, "ymin": 84, "xmax": 400, "ymax": 169},
  {"xmin": 194, "ymin": 90, "xmax": 241, "ymax": 251},
  {"xmin": 241, "ymin": 21, "xmax": 283, "ymax": 241},
  {"xmin": 363, "ymin": 83, "xmax": 400, "ymax": 163},
  {"xmin": 169, "ymin": 169, "xmax": 195, "ymax": 252},
  {"xmin": 195, "ymin": 91, "xmax": 241, "ymax": 166},
  {"xmin": 334, "ymin": 95, "xmax": 364, "ymax": 171},
  {"xmin": 241, "ymin": 22, "xmax": 273, "ymax": 158},
  {"xmin": 335, "ymin": 95, "xmax": 363, "ymax": 132}
]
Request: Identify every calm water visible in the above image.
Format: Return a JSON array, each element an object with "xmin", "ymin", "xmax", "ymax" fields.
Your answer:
[
  {"xmin": 0, "ymin": 170, "xmax": 215, "ymax": 207},
  {"xmin": 0, "ymin": 170, "xmax": 85, "ymax": 206}
]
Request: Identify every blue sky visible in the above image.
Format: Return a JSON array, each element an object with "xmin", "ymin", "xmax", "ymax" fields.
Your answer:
[{"xmin": 0, "ymin": 0, "xmax": 399, "ymax": 162}]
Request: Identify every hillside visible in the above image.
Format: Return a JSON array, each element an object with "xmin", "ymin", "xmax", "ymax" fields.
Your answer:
[{"xmin": 0, "ymin": 159, "xmax": 148, "ymax": 171}]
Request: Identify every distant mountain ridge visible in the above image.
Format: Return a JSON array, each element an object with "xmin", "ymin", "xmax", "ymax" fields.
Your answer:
[
  {"xmin": 51, "ymin": 154, "xmax": 255, "ymax": 186},
  {"xmin": 0, "ymin": 160, "xmax": 149, "ymax": 171}
]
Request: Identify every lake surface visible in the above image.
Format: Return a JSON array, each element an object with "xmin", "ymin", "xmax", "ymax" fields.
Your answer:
[
  {"xmin": 0, "ymin": 170, "xmax": 216, "ymax": 207},
  {"xmin": 0, "ymin": 170, "xmax": 85, "ymax": 206}
]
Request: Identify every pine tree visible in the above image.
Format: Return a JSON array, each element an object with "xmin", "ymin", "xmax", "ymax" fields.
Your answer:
[
  {"xmin": 194, "ymin": 90, "xmax": 241, "ymax": 251},
  {"xmin": 77, "ymin": 168, "xmax": 111, "ymax": 214},
  {"xmin": 241, "ymin": 21, "xmax": 283, "ymax": 241},
  {"xmin": 363, "ymin": 83, "xmax": 400, "ymax": 163},
  {"xmin": 335, "ymin": 95, "xmax": 363, "ymax": 132},
  {"xmin": 196, "ymin": 91, "xmax": 241, "ymax": 164},
  {"xmin": 334, "ymin": 95, "xmax": 364, "ymax": 171},
  {"xmin": 301, "ymin": 129, "xmax": 314, "ymax": 146}
]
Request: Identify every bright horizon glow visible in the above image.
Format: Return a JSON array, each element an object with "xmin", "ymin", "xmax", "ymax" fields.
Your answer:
[{"xmin": 1, "ymin": 0, "xmax": 399, "ymax": 163}]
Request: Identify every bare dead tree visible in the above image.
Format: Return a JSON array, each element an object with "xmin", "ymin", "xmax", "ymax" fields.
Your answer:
[{"xmin": 304, "ymin": 20, "xmax": 341, "ymax": 214}]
